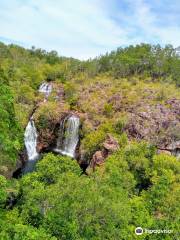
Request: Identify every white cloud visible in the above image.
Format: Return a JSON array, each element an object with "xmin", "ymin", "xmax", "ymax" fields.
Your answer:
[
  {"xmin": 0, "ymin": 0, "xmax": 130, "ymax": 59},
  {"xmin": 0, "ymin": 0, "xmax": 179, "ymax": 59},
  {"xmin": 121, "ymin": 0, "xmax": 180, "ymax": 46}
]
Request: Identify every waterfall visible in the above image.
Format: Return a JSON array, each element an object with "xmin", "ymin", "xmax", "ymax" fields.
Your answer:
[
  {"xmin": 23, "ymin": 119, "xmax": 39, "ymax": 173},
  {"xmin": 24, "ymin": 119, "xmax": 38, "ymax": 160},
  {"xmin": 55, "ymin": 115, "xmax": 80, "ymax": 158},
  {"xmin": 39, "ymin": 82, "xmax": 52, "ymax": 97}
]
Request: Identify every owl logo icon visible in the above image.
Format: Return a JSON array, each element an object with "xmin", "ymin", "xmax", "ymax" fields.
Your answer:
[{"xmin": 135, "ymin": 227, "xmax": 143, "ymax": 235}]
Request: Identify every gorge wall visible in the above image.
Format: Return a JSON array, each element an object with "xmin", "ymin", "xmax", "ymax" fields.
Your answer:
[{"xmin": 16, "ymin": 78, "xmax": 180, "ymax": 177}]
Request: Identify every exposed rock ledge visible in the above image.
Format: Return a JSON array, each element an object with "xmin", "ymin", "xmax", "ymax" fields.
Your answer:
[
  {"xmin": 86, "ymin": 134, "xmax": 119, "ymax": 174},
  {"xmin": 125, "ymin": 98, "xmax": 180, "ymax": 155}
]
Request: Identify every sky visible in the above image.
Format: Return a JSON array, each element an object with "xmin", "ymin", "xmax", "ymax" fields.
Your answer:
[{"xmin": 0, "ymin": 0, "xmax": 180, "ymax": 59}]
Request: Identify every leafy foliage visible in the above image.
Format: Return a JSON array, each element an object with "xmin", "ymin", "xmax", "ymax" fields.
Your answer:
[
  {"xmin": 0, "ymin": 42, "xmax": 179, "ymax": 239},
  {"xmin": 0, "ymin": 69, "xmax": 23, "ymax": 173}
]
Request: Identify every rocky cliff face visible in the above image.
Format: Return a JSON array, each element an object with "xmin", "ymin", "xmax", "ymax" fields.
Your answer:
[
  {"xmin": 126, "ymin": 98, "xmax": 180, "ymax": 155},
  {"xmin": 34, "ymin": 82, "xmax": 68, "ymax": 152}
]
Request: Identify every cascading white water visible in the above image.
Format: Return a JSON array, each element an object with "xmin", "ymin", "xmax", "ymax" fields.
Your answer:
[
  {"xmin": 23, "ymin": 119, "xmax": 39, "ymax": 173},
  {"xmin": 39, "ymin": 82, "xmax": 52, "ymax": 97},
  {"xmin": 24, "ymin": 119, "xmax": 39, "ymax": 161},
  {"xmin": 55, "ymin": 115, "xmax": 80, "ymax": 158}
]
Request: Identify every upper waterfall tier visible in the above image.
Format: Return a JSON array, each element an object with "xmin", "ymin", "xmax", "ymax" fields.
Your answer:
[{"xmin": 39, "ymin": 82, "xmax": 52, "ymax": 97}]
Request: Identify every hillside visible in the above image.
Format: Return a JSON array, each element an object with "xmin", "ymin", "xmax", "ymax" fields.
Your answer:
[{"xmin": 0, "ymin": 42, "xmax": 179, "ymax": 239}]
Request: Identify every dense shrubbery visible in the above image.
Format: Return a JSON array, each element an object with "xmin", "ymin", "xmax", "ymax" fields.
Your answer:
[
  {"xmin": 0, "ymin": 70, "xmax": 23, "ymax": 174},
  {"xmin": 0, "ymin": 42, "xmax": 179, "ymax": 239},
  {"xmin": 81, "ymin": 122, "xmax": 116, "ymax": 159},
  {"xmin": 0, "ymin": 146, "xmax": 179, "ymax": 239}
]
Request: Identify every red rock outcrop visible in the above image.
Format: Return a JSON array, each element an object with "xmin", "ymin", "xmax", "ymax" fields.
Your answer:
[
  {"xmin": 86, "ymin": 134, "xmax": 119, "ymax": 174},
  {"xmin": 103, "ymin": 134, "xmax": 119, "ymax": 153}
]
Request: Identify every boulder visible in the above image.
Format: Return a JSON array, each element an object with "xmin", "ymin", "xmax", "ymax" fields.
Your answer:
[
  {"xmin": 166, "ymin": 141, "xmax": 180, "ymax": 151},
  {"xmin": 91, "ymin": 151, "xmax": 105, "ymax": 168},
  {"xmin": 86, "ymin": 135, "xmax": 119, "ymax": 174},
  {"xmin": 103, "ymin": 134, "xmax": 119, "ymax": 152},
  {"xmin": 157, "ymin": 150, "xmax": 171, "ymax": 155},
  {"xmin": 86, "ymin": 151, "xmax": 105, "ymax": 174}
]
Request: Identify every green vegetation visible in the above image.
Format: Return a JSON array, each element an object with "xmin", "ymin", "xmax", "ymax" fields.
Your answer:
[
  {"xmin": 0, "ymin": 42, "xmax": 179, "ymax": 239},
  {"xmin": 0, "ymin": 69, "xmax": 23, "ymax": 175},
  {"xmin": 0, "ymin": 148, "xmax": 179, "ymax": 239}
]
